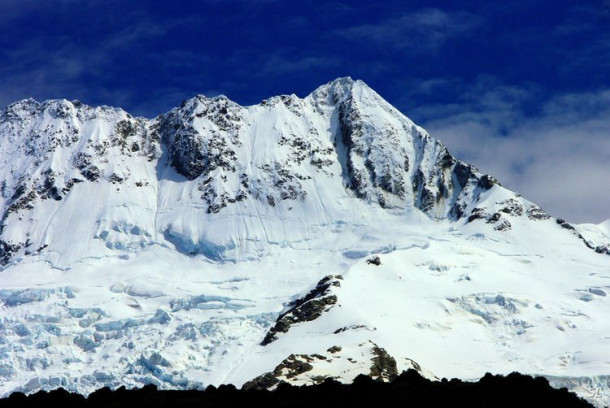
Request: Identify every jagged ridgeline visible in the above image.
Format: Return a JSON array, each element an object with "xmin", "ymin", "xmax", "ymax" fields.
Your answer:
[{"xmin": 0, "ymin": 77, "xmax": 511, "ymax": 266}]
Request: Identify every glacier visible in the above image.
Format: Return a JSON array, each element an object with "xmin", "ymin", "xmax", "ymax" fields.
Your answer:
[{"xmin": 0, "ymin": 77, "xmax": 608, "ymax": 406}]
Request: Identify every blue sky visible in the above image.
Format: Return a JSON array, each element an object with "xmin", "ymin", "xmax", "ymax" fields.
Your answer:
[{"xmin": 1, "ymin": 0, "xmax": 609, "ymax": 223}]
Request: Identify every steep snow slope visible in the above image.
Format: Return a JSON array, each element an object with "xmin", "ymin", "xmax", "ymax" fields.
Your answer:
[
  {"xmin": 0, "ymin": 98, "xmax": 159, "ymax": 266},
  {"xmin": 0, "ymin": 78, "xmax": 608, "ymax": 406},
  {"xmin": 0, "ymin": 78, "xmax": 499, "ymax": 268}
]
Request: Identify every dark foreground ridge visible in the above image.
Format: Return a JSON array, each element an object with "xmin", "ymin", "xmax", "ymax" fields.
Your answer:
[{"xmin": 0, "ymin": 370, "xmax": 594, "ymax": 408}]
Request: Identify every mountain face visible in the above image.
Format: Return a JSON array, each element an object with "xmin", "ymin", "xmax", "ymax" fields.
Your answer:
[
  {"xmin": 0, "ymin": 78, "xmax": 505, "ymax": 267},
  {"xmin": 0, "ymin": 78, "xmax": 608, "ymax": 406}
]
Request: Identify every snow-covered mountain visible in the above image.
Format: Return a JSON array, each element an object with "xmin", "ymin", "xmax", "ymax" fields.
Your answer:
[{"xmin": 0, "ymin": 78, "xmax": 608, "ymax": 406}]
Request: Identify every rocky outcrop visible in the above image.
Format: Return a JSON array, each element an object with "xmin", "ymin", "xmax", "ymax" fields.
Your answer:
[
  {"xmin": 261, "ymin": 275, "xmax": 342, "ymax": 345},
  {"xmin": 242, "ymin": 354, "xmax": 316, "ymax": 390},
  {"xmin": 154, "ymin": 96, "xmax": 241, "ymax": 181},
  {"xmin": 244, "ymin": 341, "xmax": 407, "ymax": 391},
  {"xmin": 366, "ymin": 256, "xmax": 381, "ymax": 266},
  {"xmin": 558, "ymin": 219, "xmax": 610, "ymax": 255},
  {"xmin": 369, "ymin": 344, "xmax": 398, "ymax": 382}
]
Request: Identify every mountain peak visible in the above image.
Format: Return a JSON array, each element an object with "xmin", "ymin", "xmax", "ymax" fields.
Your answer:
[
  {"xmin": 306, "ymin": 76, "xmax": 369, "ymax": 104},
  {"xmin": 2, "ymin": 98, "xmax": 42, "ymax": 120},
  {"xmin": 0, "ymin": 77, "xmax": 512, "ymax": 268},
  {"xmin": 0, "ymin": 80, "xmax": 608, "ymax": 406},
  {"xmin": 315, "ymin": 76, "xmax": 357, "ymax": 89}
]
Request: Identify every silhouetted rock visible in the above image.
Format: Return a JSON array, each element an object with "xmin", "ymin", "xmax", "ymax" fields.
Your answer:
[{"xmin": 0, "ymin": 369, "xmax": 593, "ymax": 408}]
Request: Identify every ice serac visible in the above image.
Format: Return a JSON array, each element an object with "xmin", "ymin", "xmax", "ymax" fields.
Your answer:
[{"xmin": 0, "ymin": 78, "xmax": 608, "ymax": 407}]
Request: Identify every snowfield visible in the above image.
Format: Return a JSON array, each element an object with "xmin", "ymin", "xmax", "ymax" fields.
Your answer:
[{"xmin": 0, "ymin": 78, "xmax": 608, "ymax": 406}]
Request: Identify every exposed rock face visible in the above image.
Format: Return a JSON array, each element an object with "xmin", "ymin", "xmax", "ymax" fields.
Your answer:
[
  {"xmin": 154, "ymin": 96, "xmax": 241, "ymax": 181},
  {"xmin": 366, "ymin": 256, "xmax": 381, "ymax": 266},
  {"xmin": 261, "ymin": 275, "xmax": 342, "ymax": 345},
  {"xmin": 243, "ymin": 341, "xmax": 409, "ymax": 391},
  {"xmin": 243, "ymin": 354, "xmax": 315, "ymax": 390},
  {"xmin": 527, "ymin": 204, "xmax": 551, "ymax": 221},
  {"xmin": 369, "ymin": 344, "xmax": 398, "ymax": 382},
  {"xmin": 558, "ymin": 219, "xmax": 610, "ymax": 255},
  {"xmin": 466, "ymin": 199, "xmax": 555, "ymax": 233}
]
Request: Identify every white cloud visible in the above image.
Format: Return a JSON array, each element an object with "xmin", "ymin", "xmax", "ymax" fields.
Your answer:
[{"xmin": 336, "ymin": 8, "xmax": 483, "ymax": 51}]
